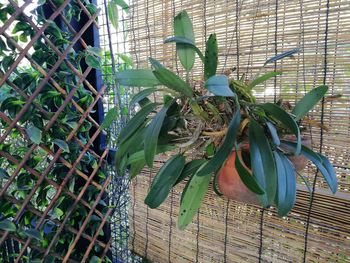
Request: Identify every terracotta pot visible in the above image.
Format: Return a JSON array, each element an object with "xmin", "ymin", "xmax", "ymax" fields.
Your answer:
[
  {"xmin": 217, "ymin": 145, "xmax": 259, "ymax": 205},
  {"xmin": 283, "ymin": 135, "xmax": 312, "ymax": 172}
]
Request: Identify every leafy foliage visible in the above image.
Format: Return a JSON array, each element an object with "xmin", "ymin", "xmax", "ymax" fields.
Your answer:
[{"xmin": 112, "ymin": 10, "xmax": 337, "ymax": 229}]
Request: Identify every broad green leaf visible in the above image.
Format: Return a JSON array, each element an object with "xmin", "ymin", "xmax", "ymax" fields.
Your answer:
[
  {"xmin": 150, "ymin": 58, "xmax": 193, "ymax": 97},
  {"xmin": 204, "ymin": 34, "xmax": 218, "ymax": 80},
  {"xmin": 274, "ymin": 151, "xmax": 297, "ymax": 216},
  {"xmin": 116, "ymin": 69, "xmax": 161, "ymax": 87},
  {"xmin": 249, "ymin": 119, "xmax": 277, "ymax": 206},
  {"xmin": 248, "ymin": 72, "xmax": 282, "ymax": 89},
  {"xmin": 126, "ymin": 144, "xmax": 176, "ymax": 165},
  {"xmin": 164, "ymin": 36, "xmax": 204, "ymax": 62},
  {"xmin": 53, "ymin": 139, "xmax": 70, "ymax": 153},
  {"xmin": 23, "ymin": 228, "xmax": 43, "ymax": 241},
  {"xmin": 235, "ymin": 145, "xmax": 264, "ymax": 195},
  {"xmin": 174, "ymin": 159, "xmax": 206, "ymax": 186},
  {"xmin": 129, "ymin": 160, "xmax": 145, "ymax": 179},
  {"xmin": 0, "ymin": 168, "xmax": 10, "ymax": 179},
  {"xmin": 265, "ymin": 121, "xmax": 280, "ymax": 146},
  {"xmin": 260, "ymin": 103, "xmax": 301, "ymax": 155},
  {"xmin": 101, "ymin": 106, "xmax": 119, "ymax": 130},
  {"xmin": 282, "ymin": 141, "xmax": 337, "ymax": 194},
  {"xmin": 144, "ymin": 154, "xmax": 185, "ymax": 208},
  {"xmin": 113, "ymin": 0, "xmax": 129, "ymax": 12},
  {"xmin": 129, "ymin": 88, "xmax": 157, "ymax": 108},
  {"xmin": 198, "ymin": 97, "xmax": 240, "ymax": 176},
  {"xmin": 264, "ymin": 48, "xmax": 300, "ymax": 66},
  {"xmin": 174, "ymin": 10, "xmax": 195, "ymax": 71},
  {"xmin": 292, "ymin": 85, "xmax": 328, "ymax": 121},
  {"xmin": 86, "ymin": 46, "xmax": 102, "ymax": 57},
  {"xmin": 205, "ymin": 75, "xmax": 235, "ymax": 97},
  {"xmin": 0, "ymin": 219, "xmax": 16, "ymax": 232},
  {"xmin": 144, "ymin": 99, "xmax": 174, "ymax": 167},
  {"xmin": 107, "ymin": 0, "xmax": 119, "ymax": 29},
  {"xmin": 118, "ymin": 103, "xmax": 157, "ymax": 144},
  {"xmin": 85, "ymin": 54, "xmax": 101, "ymax": 69},
  {"xmin": 178, "ymin": 162, "xmax": 211, "ymax": 230},
  {"xmin": 89, "ymin": 256, "xmax": 101, "ymax": 263},
  {"xmin": 26, "ymin": 125, "xmax": 42, "ymax": 144}
]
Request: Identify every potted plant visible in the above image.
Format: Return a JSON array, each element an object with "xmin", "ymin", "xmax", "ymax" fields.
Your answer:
[{"xmin": 111, "ymin": 10, "xmax": 337, "ymax": 230}]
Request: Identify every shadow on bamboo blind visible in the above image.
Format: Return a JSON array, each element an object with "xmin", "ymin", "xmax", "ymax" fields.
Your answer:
[
  {"xmin": 128, "ymin": 0, "xmax": 350, "ymax": 262},
  {"xmin": 0, "ymin": 0, "xmax": 112, "ymax": 261}
]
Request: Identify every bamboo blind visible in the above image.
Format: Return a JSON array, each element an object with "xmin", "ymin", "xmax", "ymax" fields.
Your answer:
[
  {"xmin": 128, "ymin": 0, "xmax": 350, "ymax": 262},
  {"xmin": 0, "ymin": 0, "xmax": 112, "ymax": 261}
]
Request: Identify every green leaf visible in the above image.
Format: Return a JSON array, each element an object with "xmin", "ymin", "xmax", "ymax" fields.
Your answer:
[
  {"xmin": 174, "ymin": 159, "xmax": 206, "ymax": 186},
  {"xmin": 0, "ymin": 219, "xmax": 16, "ymax": 232},
  {"xmin": 149, "ymin": 58, "xmax": 193, "ymax": 97},
  {"xmin": 86, "ymin": 46, "xmax": 102, "ymax": 57},
  {"xmin": 249, "ymin": 119, "xmax": 277, "ymax": 206},
  {"xmin": 0, "ymin": 168, "xmax": 10, "ymax": 179},
  {"xmin": 204, "ymin": 34, "xmax": 218, "ymax": 80},
  {"xmin": 118, "ymin": 102, "xmax": 157, "ymax": 144},
  {"xmin": 264, "ymin": 48, "xmax": 300, "ymax": 66},
  {"xmin": 85, "ymin": 54, "xmax": 101, "ymax": 69},
  {"xmin": 12, "ymin": 21, "xmax": 30, "ymax": 34},
  {"xmin": 164, "ymin": 36, "xmax": 204, "ymax": 63},
  {"xmin": 205, "ymin": 75, "xmax": 235, "ymax": 97},
  {"xmin": 23, "ymin": 228, "xmax": 43, "ymax": 241},
  {"xmin": 248, "ymin": 72, "xmax": 282, "ymax": 89},
  {"xmin": 129, "ymin": 88, "xmax": 157, "ymax": 108},
  {"xmin": 292, "ymin": 85, "xmax": 328, "ymax": 121},
  {"xmin": 144, "ymin": 99, "xmax": 174, "ymax": 167},
  {"xmin": 178, "ymin": 162, "xmax": 211, "ymax": 230},
  {"xmin": 113, "ymin": 0, "xmax": 129, "ymax": 11},
  {"xmin": 26, "ymin": 125, "xmax": 42, "ymax": 144},
  {"xmin": 101, "ymin": 106, "xmax": 119, "ymax": 130},
  {"xmin": 53, "ymin": 139, "xmax": 70, "ymax": 153},
  {"xmin": 235, "ymin": 145, "xmax": 264, "ymax": 195},
  {"xmin": 265, "ymin": 121, "xmax": 280, "ymax": 146},
  {"xmin": 198, "ymin": 97, "xmax": 241, "ymax": 176},
  {"xmin": 144, "ymin": 154, "xmax": 185, "ymax": 208},
  {"xmin": 174, "ymin": 10, "xmax": 195, "ymax": 71},
  {"xmin": 116, "ymin": 69, "xmax": 161, "ymax": 87},
  {"xmin": 107, "ymin": 0, "xmax": 119, "ymax": 29},
  {"xmin": 129, "ymin": 160, "xmax": 145, "ymax": 179},
  {"xmin": 274, "ymin": 151, "xmax": 297, "ymax": 216},
  {"xmin": 281, "ymin": 141, "xmax": 337, "ymax": 194},
  {"xmin": 260, "ymin": 103, "xmax": 301, "ymax": 155},
  {"xmin": 127, "ymin": 144, "xmax": 175, "ymax": 165},
  {"xmin": 89, "ymin": 256, "xmax": 101, "ymax": 263}
]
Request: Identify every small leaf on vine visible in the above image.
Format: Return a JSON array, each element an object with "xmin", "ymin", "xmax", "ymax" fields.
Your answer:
[{"xmin": 26, "ymin": 125, "xmax": 42, "ymax": 144}]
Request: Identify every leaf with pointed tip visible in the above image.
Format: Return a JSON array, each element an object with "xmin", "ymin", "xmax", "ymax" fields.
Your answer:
[
  {"xmin": 127, "ymin": 144, "xmax": 176, "ymax": 165},
  {"xmin": 248, "ymin": 72, "xmax": 282, "ymax": 89},
  {"xmin": 205, "ymin": 75, "xmax": 235, "ymax": 97},
  {"xmin": 116, "ymin": 69, "xmax": 161, "ymax": 87},
  {"xmin": 317, "ymin": 154, "xmax": 338, "ymax": 194},
  {"xmin": 145, "ymin": 154, "xmax": 185, "ymax": 208},
  {"xmin": 144, "ymin": 99, "xmax": 174, "ymax": 167},
  {"xmin": 249, "ymin": 119, "xmax": 277, "ymax": 206},
  {"xmin": 0, "ymin": 168, "xmax": 10, "ymax": 179},
  {"xmin": 53, "ymin": 139, "xmax": 70, "ymax": 153},
  {"xmin": 85, "ymin": 54, "xmax": 101, "ymax": 69},
  {"xmin": 204, "ymin": 34, "xmax": 218, "ymax": 80},
  {"xmin": 274, "ymin": 151, "xmax": 297, "ymax": 217},
  {"xmin": 260, "ymin": 103, "xmax": 301, "ymax": 155},
  {"xmin": 107, "ymin": 0, "xmax": 119, "ymax": 29},
  {"xmin": 198, "ymin": 97, "xmax": 240, "ymax": 176},
  {"xmin": 23, "ymin": 228, "xmax": 43, "ymax": 241},
  {"xmin": 264, "ymin": 48, "xmax": 300, "ymax": 66},
  {"xmin": 292, "ymin": 85, "xmax": 328, "ymax": 121},
  {"xmin": 101, "ymin": 106, "xmax": 119, "ymax": 130},
  {"xmin": 235, "ymin": 145, "xmax": 265, "ymax": 195},
  {"xmin": 174, "ymin": 11, "xmax": 195, "ymax": 71},
  {"xmin": 129, "ymin": 88, "xmax": 157, "ymax": 108},
  {"xmin": 0, "ymin": 219, "xmax": 16, "ymax": 232},
  {"xmin": 178, "ymin": 162, "xmax": 211, "ymax": 230},
  {"xmin": 164, "ymin": 36, "xmax": 204, "ymax": 62},
  {"xmin": 149, "ymin": 59, "xmax": 193, "ymax": 97},
  {"xmin": 118, "ymin": 102, "xmax": 157, "ymax": 144},
  {"xmin": 26, "ymin": 125, "xmax": 42, "ymax": 144}
]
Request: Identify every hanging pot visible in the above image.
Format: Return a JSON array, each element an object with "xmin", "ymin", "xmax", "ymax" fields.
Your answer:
[
  {"xmin": 217, "ymin": 143, "xmax": 259, "ymax": 205},
  {"xmin": 282, "ymin": 135, "xmax": 312, "ymax": 172}
]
